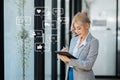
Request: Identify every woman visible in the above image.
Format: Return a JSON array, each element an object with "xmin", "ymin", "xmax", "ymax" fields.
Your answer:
[{"xmin": 58, "ymin": 12, "xmax": 99, "ymax": 80}]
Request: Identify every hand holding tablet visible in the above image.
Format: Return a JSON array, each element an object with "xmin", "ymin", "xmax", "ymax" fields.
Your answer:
[{"xmin": 55, "ymin": 51, "xmax": 77, "ymax": 59}]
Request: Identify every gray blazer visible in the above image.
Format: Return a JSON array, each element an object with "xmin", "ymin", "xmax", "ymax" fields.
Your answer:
[{"xmin": 65, "ymin": 33, "xmax": 99, "ymax": 80}]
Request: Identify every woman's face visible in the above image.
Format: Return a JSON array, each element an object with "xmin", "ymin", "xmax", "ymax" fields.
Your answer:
[{"xmin": 73, "ymin": 22, "xmax": 89, "ymax": 37}]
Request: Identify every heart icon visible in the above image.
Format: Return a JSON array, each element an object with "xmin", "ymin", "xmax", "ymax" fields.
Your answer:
[{"xmin": 37, "ymin": 9, "xmax": 41, "ymax": 13}]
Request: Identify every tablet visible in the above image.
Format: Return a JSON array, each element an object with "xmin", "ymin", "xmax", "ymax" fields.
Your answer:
[{"xmin": 55, "ymin": 51, "xmax": 77, "ymax": 59}]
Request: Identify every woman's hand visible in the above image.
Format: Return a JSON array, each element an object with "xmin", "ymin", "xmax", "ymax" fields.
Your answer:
[
  {"xmin": 58, "ymin": 54, "xmax": 71, "ymax": 63},
  {"xmin": 61, "ymin": 47, "xmax": 68, "ymax": 52}
]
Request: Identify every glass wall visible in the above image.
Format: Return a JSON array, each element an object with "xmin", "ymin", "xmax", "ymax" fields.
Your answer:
[
  {"xmin": 4, "ymin": 0, "xmax": 34, "ymax": 80},
  {"xmin": 4, "ymin": 0, "xmax": 70, "ymax": 80}
]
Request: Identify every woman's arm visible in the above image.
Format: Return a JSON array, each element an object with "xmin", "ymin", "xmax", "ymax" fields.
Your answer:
[{"xmin": 68, "ymin": 39, "xmax": 99, "ymax": 71}]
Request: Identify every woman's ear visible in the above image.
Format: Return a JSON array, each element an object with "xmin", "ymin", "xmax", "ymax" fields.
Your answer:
[{"xmin": 85, "ymin": 23, "xmax": 90, "ymax": 30}]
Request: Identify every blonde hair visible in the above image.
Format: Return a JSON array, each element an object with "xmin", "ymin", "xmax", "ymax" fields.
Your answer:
[{"xmin": 71, "ymin": 12, "xmax": 90, "ymax": 34}]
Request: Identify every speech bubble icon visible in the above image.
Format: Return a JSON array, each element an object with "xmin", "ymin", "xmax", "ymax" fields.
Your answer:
[
  {"xmin": 35, "ymin": 43, "xmax": 44, "ymax": 52},
  {"xmin": 42, "ymin": 20, "xmax": 57, "ymax": 29},
  {"xmin": 52, "ymin": 8, "xmax": 64, "ymax": 16},
  {"xmin": 16, "ymin": 16, "xmax": 31, "ymax": 25},
  {"xmin": 59, "ymin": 17, "xmax": 69, "ymax": 24},
  {"xmin": 35, "ymin": 7, "xmax": 48, "ymax": 19}
]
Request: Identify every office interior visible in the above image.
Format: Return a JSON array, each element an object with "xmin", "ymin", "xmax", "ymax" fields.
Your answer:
[{"xmin": 0, "ymin": 0, "xmax": 120, "ymax": 80}]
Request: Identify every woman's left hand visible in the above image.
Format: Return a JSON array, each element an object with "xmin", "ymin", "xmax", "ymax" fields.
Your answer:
[{"xmin": 58, "ymin": 54, "xmax": 71, "ymax": 62}]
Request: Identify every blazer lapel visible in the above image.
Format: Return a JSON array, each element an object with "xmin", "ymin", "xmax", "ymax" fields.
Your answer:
[{"xmin": 76, "ymin": 33, "xmax": 92, "ymax": 59}]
